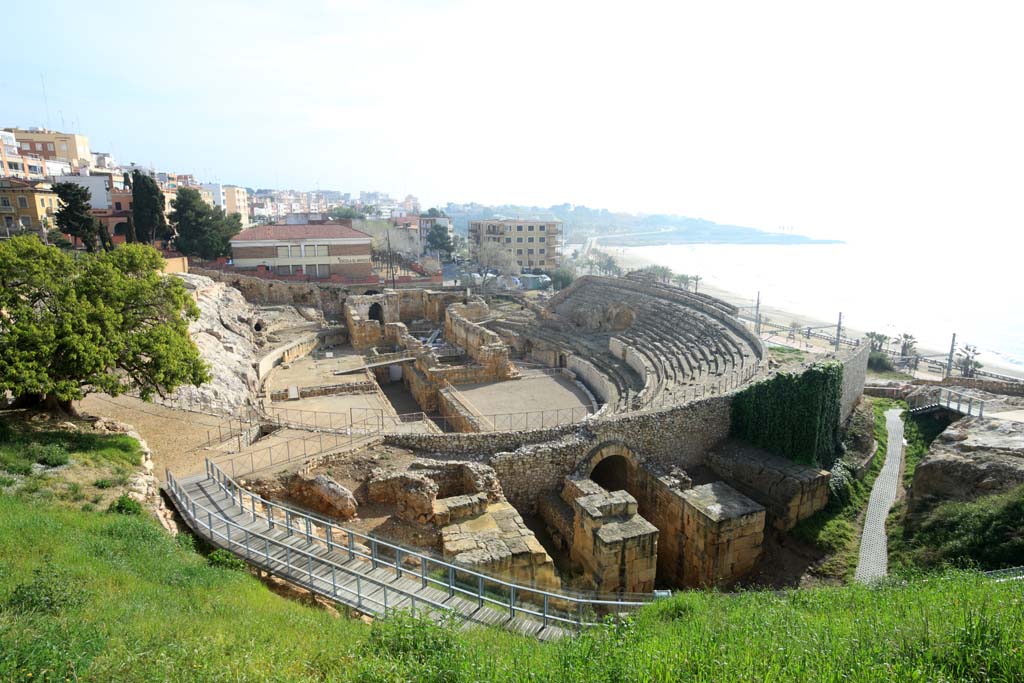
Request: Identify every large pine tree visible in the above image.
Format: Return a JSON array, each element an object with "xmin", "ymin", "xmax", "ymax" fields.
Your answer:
[
  {"xmin": 170, "ymin": 187, "xmax": 242, "ymax": 260},
  {"xmin": 53, "ymin": 182, "xmax": 111, "ymax": 252}
]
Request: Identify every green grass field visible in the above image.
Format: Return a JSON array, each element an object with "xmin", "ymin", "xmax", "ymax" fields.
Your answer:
[{"xmin": 1, "ymin": 494, "xmax": 1022, "ymax": 682}]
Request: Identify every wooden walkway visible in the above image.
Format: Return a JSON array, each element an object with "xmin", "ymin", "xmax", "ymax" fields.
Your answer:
[{"xmin": 166, "ymin": 466, "xmax": 647, "ymax": 639}]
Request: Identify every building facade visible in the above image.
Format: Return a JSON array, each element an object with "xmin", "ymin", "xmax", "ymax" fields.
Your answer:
[
  {"xmin": 0, "ymin": 178, "xmax": 58, "ymax": 235},
  {"xmin": 229, "ymin": 223, "xmax": 374, "ymax": 280},
  {"xmin": 468, "ymin": 218, "xmax": 562, "ymax": 270},
  {"xmin": 52, "ymin": 175, "xmax": 110, "ymax": 209},
  {"xmin": 223, "ymin": 185, "xmax": 250, "ymax": 226},
  {"xmin": 3, "ymin": 128, "xmax": 92, "ymax": 170}
]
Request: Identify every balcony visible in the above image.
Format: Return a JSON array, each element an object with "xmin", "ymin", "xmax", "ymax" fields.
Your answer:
[{"xmin": 0, "ymin": 206, "xmax": 15, "ymax": 214}]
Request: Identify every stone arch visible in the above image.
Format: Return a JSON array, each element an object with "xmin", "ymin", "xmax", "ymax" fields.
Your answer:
[
  {"xmin": 582, "ymin": 440, "xmax": 640, "ymax": 485},
  {"xmin": 522, "ymin": 339, "xmax": 533, "ymax": 359},
  {"xmin": 368, "ymin": 302, "xmax": 384, "ymax": 324},
  {"xmin": 558, "ymin": 353, "xmax": 567, "ymax": 368},
  {"xmin": 591, "ymin": 455, "xmax": 629, "ymax": 492}
]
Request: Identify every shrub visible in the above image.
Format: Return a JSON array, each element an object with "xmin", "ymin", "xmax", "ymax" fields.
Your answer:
[
  {"xmin": 26, "ymin": 442, "xmax": 70, "ymax": 467},
  {"xmin": 207, "ymin": 549, "xmax": 246, "ymax": 571},
  {"xmin": 107, "ymin": 494, "xmax": 143, "ymax": 516},
  {"xmin": 81, "ymin": 503, "xmax": 95, "ymax": 512},
  {"xmin": 828, "ymin": 460, "xmax": 856, "ymax": 507},
  {"xmin": 868, "ymin": 351, "xmax": 894, "ymax": 372},
  {"xmin": 4, "ymin": 563, "xmax": 80, "ymax": 614}
]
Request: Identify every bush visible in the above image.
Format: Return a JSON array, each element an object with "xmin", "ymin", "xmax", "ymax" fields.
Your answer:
[
  {"xmin": 4, "ymin": 563, "xmax": 80, "ymax": 614},
  {"xmin": 25, "ymin": 442, "xmax": 70, "ymax": 467},
  {"xmin": 207, "ymin": 549, "xmax": 246, "ymax": 571},
  {"xmin": 828, "ymin": 460, "xmax": 856, "ymax": 507},
  {"xmin": 107, "ymin": 494, "xmax": 143, "ymax": 516},
  {"xmin": 868, "ymin": 351, "xmax": 895, "ymax": 372}
]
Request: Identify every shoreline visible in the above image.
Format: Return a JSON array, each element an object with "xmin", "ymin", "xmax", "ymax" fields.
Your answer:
[{"xmin": 599, "ymin": 245, "xmax": 1024, "ymax": 380}]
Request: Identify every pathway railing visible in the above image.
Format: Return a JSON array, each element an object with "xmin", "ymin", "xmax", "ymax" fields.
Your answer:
[
  {"xmin": 166, "ymin": 460, "xmax": 652, "ymax": 631},
  {"xmin": 908, "ymin": 387, "xmax": 986, "ymax": 418}
]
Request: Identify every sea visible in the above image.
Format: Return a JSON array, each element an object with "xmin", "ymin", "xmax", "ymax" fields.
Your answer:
[{"xmin": 619, "ymin": 238, "xmax": 1024, "ymax": 374}]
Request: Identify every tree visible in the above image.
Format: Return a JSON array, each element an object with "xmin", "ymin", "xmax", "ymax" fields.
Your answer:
[
  {"xmin": 132, "ymin": 170, "xmax": 169, "ymax": 244},
  {"xmin": 475, "ymin": 241, "xmax": 519, "ymax": 286},
  {"xmin": 426, "ymin": 224, "xmax": 453, "ymax": 259},
  {"xmin": 0, "ymin": 236, "xmax": 209, "ymax": 413},
  {"xmin": 691, "ymin": 274, "xmax": 702, "ymax": 293},
  {"xmin": 328, "ymin": 206, "xmax": 365, "ymax": 220},
  {"xmin": 53, "ymin": 182, "xmax": 110, "ymax": 253},
  {"xmin": 170, "ymin": 188, "xmax": 242, "ymax": 260},
  {"xmin": 898, "ymin": 333, "xmax": 917, "ymax": 358},
  {"xmin": 865, "ymin": 332, "xmax": 890, "ymax": 352},
  {"xmin": 550, "ymin": 266, "xmax": 575, "ymax": 290},
  {"xmin": 672, "ymin": 273, "xmax": 690, "ymax": 290},
  {"xmin": 640, "ymin": 264, "xmax": 672, "ymax": 283},
  {"xmin": 957, "ymin": 344, "xmax": 982, "ymax": 378},
  {"xmin": 425, "ymin": 207, "xmax": 447, "ymax": 218}
]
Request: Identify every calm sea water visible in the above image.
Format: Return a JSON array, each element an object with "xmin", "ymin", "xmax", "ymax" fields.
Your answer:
[{"xmin": 622, "ymin": 240, "xmax": 1024, "ymax": 372}]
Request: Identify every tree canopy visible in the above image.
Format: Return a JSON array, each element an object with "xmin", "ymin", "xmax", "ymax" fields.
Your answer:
[
  {"xmin": 474, "ymin": 241, "xmax": 519, "ymax": 285},
  {"xmin": 53, "ymin": 182, "xmax": 111, "ymax": 253},
  {"xmin": 0, "ymin": 236, "xmax": 208, "ymax": 412},
  {"xmin": 170, "ymin": 188, "xmax": 242, "ymax": 260},
  {"xmin": 426, "ymin": 224, "xmax": 453, "ymax": 259},
  {"xmin": 328, "ymin": 206, "xmax": 366, "ymax": 220},
  {"xmin": 132, "ymin": 171, "xmax": 170, "ymax": 244}
]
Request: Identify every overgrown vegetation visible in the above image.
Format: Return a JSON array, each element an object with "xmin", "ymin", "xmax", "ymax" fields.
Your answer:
[
  {"xmin": 0, "ymin": 494, "xmax": 1021, "ymax": 681},
  {"xmin": 730, "ymin": 362, "xmax": 843, "ymax": 467},
  {"xmin": 768, "ymin": 345, "xmax": 807, "ymax": 366},
  {"xmin": 890, "ymin": 484, "xmax": 1024, "ymax": 571},
  {"xmin": 0, "ymin": 419, "xmax": 140, "ymax": 477}
]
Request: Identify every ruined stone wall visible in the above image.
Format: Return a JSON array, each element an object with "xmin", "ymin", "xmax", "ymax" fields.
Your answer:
[
  {"xmin": 840, "ymin": 342, "xmax": 870, "ymax": 420},
  {"xmin": 567, "ymin": 356, "xmax": 619, "ymax": 405},
  {"xmin": 681, "ymin": 482, "xmax": 765, "ymax": 587},
  {"xmin": 190, "ymin": 266, "xmax": 351, "ymax": 317},
  {"xmin": 437, "ymin": 386, "xmax": 483, "ymax": 432},
  {"xmin": 444, "ymin": 303, "xmax": 515, "ymax": 380}
]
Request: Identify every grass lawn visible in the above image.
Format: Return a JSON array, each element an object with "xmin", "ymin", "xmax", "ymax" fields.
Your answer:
[{"xmin": 1, "ymin": 495, "xmax": 1022, "ymax": 682}]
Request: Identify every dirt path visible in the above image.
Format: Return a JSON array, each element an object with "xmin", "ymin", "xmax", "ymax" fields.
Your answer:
[{"xmin": 77, "ymin": 394, "xmax": 229, "ymax": 480}]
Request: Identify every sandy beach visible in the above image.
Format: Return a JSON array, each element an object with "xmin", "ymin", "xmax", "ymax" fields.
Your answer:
[{"xmin": 600, "ymin": 245, "xmax": 1024, "ymax": 380}]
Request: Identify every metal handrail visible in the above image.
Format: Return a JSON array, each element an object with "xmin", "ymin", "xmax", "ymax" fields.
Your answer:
[
  {"xmin": 908, "ymin": 387, "xmax": 986, "ymax": 418},
  {"xmin": 196, "ymin": 458, "xmax": 651, "ymax": 621}
]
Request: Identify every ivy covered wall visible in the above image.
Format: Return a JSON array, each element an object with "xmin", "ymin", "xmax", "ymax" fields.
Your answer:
[{"xmin": 729, "ymin": 362, "xmax": 843, "ymax": 467}]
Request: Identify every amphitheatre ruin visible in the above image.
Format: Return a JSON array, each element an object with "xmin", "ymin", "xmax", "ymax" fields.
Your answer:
[{"xmin": 140, "ymin": 267, "xmax": 868, "ymax": 631}]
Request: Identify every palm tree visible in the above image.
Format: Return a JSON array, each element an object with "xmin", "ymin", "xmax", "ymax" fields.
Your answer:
[
  {"xmin": 691, "ymin": 275, "xmax": 702, "ymax": 293},
  {"xmin": 672, "ymin": 273, "xmax": 690, "ymax": 290},
  {"xmin": 898, "ymin": 333, "xmax": 917, "ymax": 358},
  {"xmin": 865, "ymin": 332, "xmax": 889, "ymax": 352},
  {"xmin": 956, "ymin": 344, "xmax": 982, "ymax": 378}
]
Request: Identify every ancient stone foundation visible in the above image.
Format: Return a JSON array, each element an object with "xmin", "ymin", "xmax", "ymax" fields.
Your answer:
[{"xmin": 681, "ymin": 482, "xmax": 765, "ymax": 587}]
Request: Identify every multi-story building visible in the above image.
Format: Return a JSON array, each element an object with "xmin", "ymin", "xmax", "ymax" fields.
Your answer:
[
  {"xmin": 1, "ymin": 131, "xmax": 72, "ymax": 179},
  {"xmin": 223, "ymin": 185, "xmax": 250, "ymax": 225},
  {"xmin": 419, "ymin": 215, "xmax": 454, "ymax": 252},
  {"xmin": 3, "ymin": 127, "xmax": 92, "ymax": 170},
  {"xmin": 200, "ymin": 183, "xmax": 227, "ymax": 211},
  {"xmin": 0, "ymin": 178, "xmax": 58, "ymax": 236},
  {"xmin": 52, "ymin": 175, "xmax": 111, "ymax": 209},
  {"xmin": 229, "ymin": 222, "xmax": 374, "ymax": 280},
  {"xmin": 468, "ymin": 218, "xmax": 562, "ymax": 270}
]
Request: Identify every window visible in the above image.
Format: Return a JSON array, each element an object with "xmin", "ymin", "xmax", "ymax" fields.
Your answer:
[
  {"xmin": 20, "ymin": 142, "xmax": 29, "ymax": 150},
  {"xmin": 34, "ymin": 143, "xmax": 42, "ymax": 151},
  {"xmin": 539, "ymin": 236, "xmax": 545, "ymax": 242},
  {"xmin": 115, "ymin": 202, "xmax": 122, "ymax": 211},
  {"xmin": 527, "ymin": 237, "xmax": 534, "ymax": 243},
  {"xmin": 308, "ymin": 244, "xmax": 328, "ymax": 257},
  {"xmin": 528, "ymin": 249, "xmax": 534, "ymax": 255},
  {"xmin": 540, "ymin": 248, "xmax": 546, "ymax": 254},
  {"xmin": 0, "ymin": 197, "xmax": 9, "ymax": 207},
  {"xmin": 275, "ymin": 265, "xmax": 292, "ymax": 275},
  {"xmin": 46, "ymin": 143, "xmax": 54, "ymax": 152},
  {"xmin": 516, "ymin": 249, "xmax": 523, "ymax": 255},
  {"xmin": 505, "ymin": 237, "xmax": 511, "ymax": 243},
  {"xmin": 3, "ymin": 216, "xmax": 12, "ymax": 228},
  {"xmin": 17, "ymin": 197, "xmax": 28, "ymax": 209},
  {"xmin": 60, "ymin": 143, "xmax": 67, "ymax": 152},
  {"xmin": 516, "ymin": 225, "xmax": 523, "ymax": 231},
  {"xmin": 540, "ymin": 225, "xmax": 546, "ymax": 231},
  {"xmin": 276, "ymin": 245, "xmax": 292, "ymax": 258},
  {"xmin": 19, "ymin": 216, "xmax": 31, "ymax": 228},
  {"xmin": 528, "ymin": 225, "xmax": 534, "ymax": 231}
]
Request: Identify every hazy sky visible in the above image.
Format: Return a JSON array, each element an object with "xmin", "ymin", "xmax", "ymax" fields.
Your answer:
[{"xmin": 5, "ymin": 1, "xmax": 1023, "ymax": 246}]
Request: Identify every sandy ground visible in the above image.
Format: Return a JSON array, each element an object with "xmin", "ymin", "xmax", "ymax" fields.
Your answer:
[
  {"xmin": 263, "ymin": 350, "xmax": 376, "ymax": 393},
  {"xmin": 602, "ymin": 246, "xmax": 1024, "ymax": 380},
  {"xmin": 76, "ymin": 394, "xmax": 230, "ymax": 480},
  {"xmin": 453, "ymin": 374, "xmax": 592, "ymax": 424}
]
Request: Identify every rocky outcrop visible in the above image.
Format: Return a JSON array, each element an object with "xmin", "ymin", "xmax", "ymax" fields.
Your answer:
[
  {"xmin": 292, "ymin": 475, "xmax": 358, "ymax": 520},
  {"xmin": 909, "ymin": 417, "xmax": 1024, "ymax": 510}
]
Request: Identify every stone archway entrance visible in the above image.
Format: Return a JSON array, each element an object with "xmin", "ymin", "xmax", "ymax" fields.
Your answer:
[
  {"xmin": 368, "ymin": 302, "xmax": 384, "ymax": 324},
  {"xmin": 590, "ymin": 454, "xmax": 629, "ymax": 492}
]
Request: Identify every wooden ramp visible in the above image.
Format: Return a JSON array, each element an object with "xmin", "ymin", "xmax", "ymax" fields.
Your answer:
[{"xmin": 166, "ymin": 463, "xmax": 650, "ymax": 639}]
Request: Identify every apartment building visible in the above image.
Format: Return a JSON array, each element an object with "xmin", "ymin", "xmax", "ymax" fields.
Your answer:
[
  {"xmin": 52, "ymin": 175, "xmax": 110, "ymax": 209},
  {"xmin": 229, "ymin": 222, "xmax": 373, "ymax": 280},
  {"xmin": 418, "ymin": 215, "xmax": 453, "ymax": 253},
  {"xmin": 3, "ymin": 127, "xmax": 92, "ymax": 170},
  {"xmin": 0, "ymin": 178, "xmax": 58, "ymax": 235},
  {"xmin": 223, "ymin": 185, "xmax": 250, "ymax": 226},
  {"xmin": 468, "ymin": 218, "xmax": 562, "ymax": 270},
  {"xmin": 1, "ymin": 131, "xmax": 72, "ymax": 179},
  {"xmin": 200, "ymin": 183, "xmax": 227, "ymax": 210}
]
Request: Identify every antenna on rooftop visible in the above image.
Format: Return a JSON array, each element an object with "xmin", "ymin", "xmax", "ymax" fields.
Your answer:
[{"xmin": 40, "ymin": 73, "xmax": 51, "ymax": 129}]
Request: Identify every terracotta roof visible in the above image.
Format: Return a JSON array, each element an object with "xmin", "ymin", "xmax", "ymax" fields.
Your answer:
[{"xmin": 231, "ymin": 223, "xmax": 371, "ymax": 241}]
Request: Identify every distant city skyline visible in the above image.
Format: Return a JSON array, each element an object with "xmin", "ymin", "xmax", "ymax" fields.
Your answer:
[{"xmin": 6, "ymin": 0, "xmax": 1023, "ymax": 249}]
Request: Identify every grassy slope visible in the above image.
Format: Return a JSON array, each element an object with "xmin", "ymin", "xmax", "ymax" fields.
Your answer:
[{"xmin": 2, "ymin": 496, "xmax": 1022, "ymax": 683}]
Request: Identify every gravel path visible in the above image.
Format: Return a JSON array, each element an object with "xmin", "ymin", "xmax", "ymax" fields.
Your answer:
[
  {"xmin": 77, "ymin": 394, "xmax": 229, "ymax": 480},
  {"xmin": 854, "ymin": 408, "xmax": 905, "ymax": 583}
]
